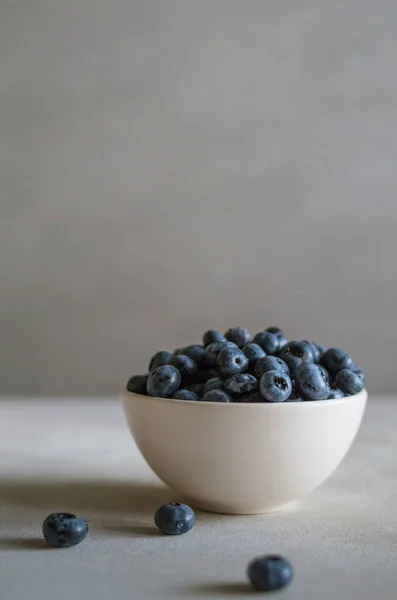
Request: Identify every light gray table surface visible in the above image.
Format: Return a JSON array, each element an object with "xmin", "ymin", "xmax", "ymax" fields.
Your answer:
[{"xmin": 1, "ymin": 396, "xmax": 396, "ymax": 600}]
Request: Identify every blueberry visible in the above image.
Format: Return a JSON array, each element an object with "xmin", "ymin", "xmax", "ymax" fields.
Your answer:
[
  {"xmin": 42, "ymin": 513, "xmax": 88, "ymax": 548},
  {"xmin": 172, "ymin": 389, "xmax": 200, "ymax": 401},
  {"xmin": 186, "ymin": 382, "xmax": 205, "ymax": 397},
  {"xmin": 203, "ymin": 377, "xmax": 225, "ymax": 394},
  {"xmin": 149, "ymin": 351, "xmax": 172, "ymax": 372},
  {"xmin": 321, "ymin": 348, "xmax": 355, "ymax": 373},
  {"xmin": 203, "ymin": 329, "xmax": 227, "ymax": 346},
  {"xmin": 254, "ymin": 356, "xmax": 289, "ymax": 378},
  {"xmin": 318, "ymin": 364, "xmax": 330, "ymax": 383},
  {"xmin": 259, "ymin": 370, "xmax": 292, "ymax": 402},
  {"xmin": 224, "ymin": 327, "xmax": 252, "ymax": 348},
  {"xmin": 335, "ymin": 369, "xmax": 365, "ymax": 395},
  {"xmin": 316, "ymin": 344, "xmax": 328, "ymax": 358},
  {"xmin": 301, "ymin": 341, "xmax": 320, "ymax": 363},
  {"xmin": 252, "ymin": 332, "xmax": 279, "ymax": 355},
  {"xmin": 247, "ymin": 555, "xmax": 293, "ymax": 592},
  {"xmin": 193, "ymin": 368, "xmax": 218, "ymax": 383},
  {"xmin": 154, "ymin": 503, "xmax": 195, "ymax": 535},
  {"xmin": 242, "ymin": 343, "xmax": 266, "ymax": 366},
  {"xmin": 147, "ymin": 365, "xmax": 182, "ymax": 398},
  {"xmin": 201, "ymin": 389, "xmax": 232, "ymax": 403},
  {"xmin": 277, "ymin": 354, "xmax": 302, "ymax": 377},
  {"xmin": 177, "ymin": 345, "xmax": 208, "ymax": 368},
  {"xmin": 224, "ymin": 373, "xmax": 258, "ymax": 396},
  {"xmin": 168, "ymin": 354, "xmax": 198, "ymax": 385},
  {"xmin": 353, "ymin": 367, "xmax": 366, "ymax": 384},
  {"xmin": 279, "ymin": 340, "xmax": 314, "ymax": 363},
  {"xmin": 217, "ymin": 347, "xmax": 249, "ymax": 377},
  {"xmin": 287, "ymin": 379, "xmax": 302, "ymax": 401},
  {"xmin": 238, "ymin": 392, "xmax": 264, "ymax": 403},
  {"xmin": 265, "ymin": 326, "xmax": 283, "ymax": 336},
  {"xmin": 126, "ymin": 374, "xmax": 149, "ymax": 395},
  {"xmin": 277, "ymin": 334, "xmax": 289, "ymax": 349},
  {"xmin": 327, "ymin": 386, "xmax": 345, "ymax": 399},
  {"xmin": 205, "ymin": 341, "xmax": 238, "ymax": 366},
  {"xmin": 295, "ymin": 362, "xmax": 330, "ymax": 400}
]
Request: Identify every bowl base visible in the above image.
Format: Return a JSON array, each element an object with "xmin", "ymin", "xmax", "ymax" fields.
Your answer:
[{"xmin": 184, "ymin": 498, "xmax": 298, "ymax": 516}]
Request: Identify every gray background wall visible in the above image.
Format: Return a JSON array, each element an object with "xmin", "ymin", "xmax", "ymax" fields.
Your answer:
[{"xmin": 1, "ymin": 0, "xmax": 397, "ymax": 395}]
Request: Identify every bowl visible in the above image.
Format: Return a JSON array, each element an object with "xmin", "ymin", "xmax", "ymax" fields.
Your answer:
[{"xmin": 121, "ymin": 389, "xmax": 367, "ymax": 514}]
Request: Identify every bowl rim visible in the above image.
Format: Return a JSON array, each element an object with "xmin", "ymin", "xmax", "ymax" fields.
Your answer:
[{"xmin": 122, "ymin": 388, "xmax": 367, "ymax": 407}]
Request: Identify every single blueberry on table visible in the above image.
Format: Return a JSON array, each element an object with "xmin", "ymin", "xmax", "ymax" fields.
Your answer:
[
  {"xmin": 224, "ymin": 327, "xmax": 252, "ymax": 348},
  {"xmin": 295, "ymin": 362, "xmax": 330, "ymax": 400},
  {"xmin": 177, "ymin": 345, "xmax": 208, "ymax": 368},
  {"xmin": 321, "ymin": 347, "xmax": 355, "ymax": 373},
  {"xmin": 147, "ymin": 365, "xmax": 182, "ymax": 398},
  {"xmin": 224, "ymin": 373, "xmax": 258, "ymax": 396},
  {"xmin": 259, "ymin": 370, "xmax": 292, "ymax": 402},
  {"xmin": 154, "ymin": 503, "xmax": 195, "ymax": 535},
  {"xmin": 335, "ymin": 369, "xmax": 365, "ymax": 395},
  {"xmin": 203, "ymin": 377, "xmax": 225, "ymax": 394},
  {"xmin": 254, "ymin": 355, "xmax": 290, "ymax": 379},
  {"xmin": 247, "ymin": 555, "xmax": 293, "ymax": 592},
  {"xmin": 149, "ymin": 351, "xmax": 172, "ymax": 372},
  {"xmin": 168, "ymin": 354, "xmax": 198, "ymax": 385},
  {"xmin": 126, "ymin": 374, "xmax": 149, "ymax": 395},
  {"xmin": 279, "ymin": 340, "xmax": 314, "ymax": 363},
  {"xmin": 252, "ymin": 332, "xmax": 279, "ymax": 355},
  {"xmin": 203, "ymin": 329, "xmax": 227, "ymax": 346},
  {"xmin": 201, "ymin": 389, "xmax": 232, "ymax": 403},
  {"xmin": 217, "ymin": 347, "xmax": 249, "ymax": 377},
  {"xmin": 172, "ymin": 389, "xmax": 200, "ymax": 401},
  {"xmin": 242, "ymin": 343, "xmax": 266, "ymax": 365},
  {"xmin": 42, "ymin": 513, "xmax": 88, "ymax": 548},
  {"xmin": 205, "ymin": 341, "xmax": 238, "ymax": 366}
]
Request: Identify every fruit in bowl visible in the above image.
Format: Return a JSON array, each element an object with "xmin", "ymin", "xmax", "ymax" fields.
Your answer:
[{"xmin": 122, "ymin": 326, "xmax": 367, "ymax": 514}]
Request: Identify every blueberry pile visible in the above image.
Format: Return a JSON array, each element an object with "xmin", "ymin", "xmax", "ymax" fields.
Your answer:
[{"xmin": 126, "ymin": 327, "xmax": 366, "ymax": 402}]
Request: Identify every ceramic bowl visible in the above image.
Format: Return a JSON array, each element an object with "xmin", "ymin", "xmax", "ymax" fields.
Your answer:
[{"xmin": 121, "ymin": 389, "xmax": 367, "ymax": 514}]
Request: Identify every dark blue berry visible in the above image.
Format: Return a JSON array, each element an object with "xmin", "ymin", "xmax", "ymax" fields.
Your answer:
[
  {"xmin": 335, "ymin": 369, "xmax": 365, "ymax": 395},
  {"xmin": 295, "ymin": 362, "xmax": 330, "ymax": 400},
  {"xmin": 217, "ymin": 347, "xmax": 249, "ymax": 377},
  {"xmin": 316, "ymin": 344, "xmax": 328, "ymax": 358},
  {"xmin": 277, "ymin": 334, "xmax": 289, "ymax": 349},
  {"xmin": 42, "ymin": 513, "xmax": 88, "ymax": 548},
  {"xmin": 203, "ymin": 377, "xmax": 225, "ymax": 394},
  {"xmin": 154, "ymin": 503, "xmax": 195, "ymax": 535},
  {"xmin": 201, "ymin": 389, "xmax": 232, "ymax": 403},
  {"xmin": 224, "ymin": 373, "xmax": 258, "ymax": 396},
  {"xmin": 252, "ymin": 332, "xmax": 279, "ymax": 354},
  {"xmin": 259, "ymin": 370, "xmax": 292, "ymax": 402},
  {"xmin": 172, "ymin": 389, "xmax": 200, "ymax": 401},
  {"xmin": 318, "ymin": 364, "xmax": 330, "ymax": 383},
  {"xmin": 265, "ymin": 326, "xmax": 283, "ymax": 336},
  {"xmin": 149, "ymin": 351, "xmax": 172, "ymax": 372},
  {"xmin": 126, "ymin": 374, "xmax": 149, "ymax": 395},
  {"xmin": 277, "ymin": 354, "xmax": 302, "ymax": 377},
  {"xmin": 287, "ymin": 379, "xmax": 302, "ymax": 401},
  {"xmin": 186, "ymin": 382, "xmax": 205, "ymax": 397},
  {"xmin": 242, "ymin": 343, "xmax": 266, "ymax": 365},
  {"xmin": 327, "ymin": 386, "xmax": 345, "ymax": 399},
  {"xmin": 247, "ymin": 555, "xmax": 293, "ymax": 592},
  {"xmin": 238, "ymin": 392, "xmax": 265, "ymax": 403},
  {"xmin": 321, "ymin": 348, "xmax": 355, "ymax": 373},
  {"xmin": 177, "ymin": 345, "xmax": 208, "ymax": 368},
  {"xmin": 254, "ymin": 356, "xmax": 289, "ymax": 378},
  {"xmin": 203, "ymin": 330, "xmax": 227, "ymax": 346},
  {"xmin": 353, "ymin": 367, "xmax": 366, "ymax": 384},
  {"xmin": 205, "ymin": 341, "xmax": 238, "ymax": 366},
  {"xmin": 301, "ymin": 341, "xmax": 321, "ymax": 363},
  {"xmin": 168, "ymin": 354, "xmax": 198, "ymax": 385},
  {"xmin": 224, "ymin": 327, "xmax": 252, "ymax": 348},
  {"xmin": 279, "ymin": 340, "xmax": 314, "ymax": 363},
  {"xmin": 147, "ymin": 365, "xmax": 182, "ymax": 398}
]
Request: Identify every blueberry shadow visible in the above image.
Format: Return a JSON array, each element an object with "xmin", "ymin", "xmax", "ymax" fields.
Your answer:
[
  {"xmin": 180, "ymin": 582, "xmax": 252, "ymax": 596},
  {"xmin": 0, "ymin": 537, "xmax": 49, "ymax": 551},
  {"xmin": 101, "ymin": 523, "xmax": 159, "ymax": 538}
]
